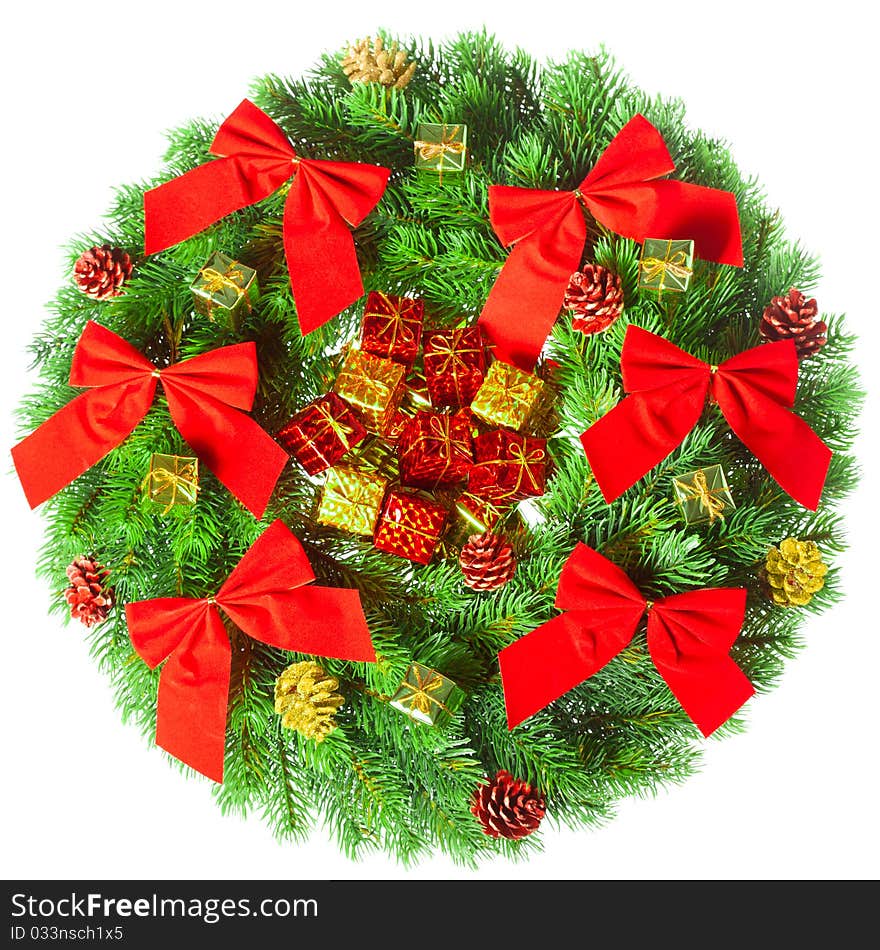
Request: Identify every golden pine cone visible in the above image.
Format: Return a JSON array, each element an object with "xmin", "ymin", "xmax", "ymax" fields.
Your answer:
[
  {"xmin": 275, "ymin": 661, "xmax": 344, "ymax": 742},
  {"xmin": 765, "ymin": 538, "xmax": 828, "ymax": 607},
  {"xmin": 341, "ymin": 37, "xmax": 417, "ymax": 90}
]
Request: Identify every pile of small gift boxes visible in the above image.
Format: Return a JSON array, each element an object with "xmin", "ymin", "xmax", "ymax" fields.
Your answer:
[{"xmin": 275, "ymin": 291, "xmax": 551, "ymax": 565}]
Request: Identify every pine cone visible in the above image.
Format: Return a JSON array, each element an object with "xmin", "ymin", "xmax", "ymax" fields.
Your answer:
[
  {"xmin": 275, "ymin": 661, "xmax": 345, "ymax": 742},
  {"xmin": 471, "ymin": 770, "xmax": 545, "ymax": 840},
  {"xmin": 73, "ymin": 245, "xmax": 132, "ymax": 300},
  {"xmin": 765, "ymin": 538, "xmax": 828, "ymax": 607},
  {"xmin": 64, "ymin": 556, "xmax": 113, "ymax": 628},
  {"xmin": 341, "ymin": 37, "xmax": 417, "ymax": 89},
  {"xmin": 563, "ymin": 264, "xmax": 624, "ymax": 335},
  {"xmin": 459, "ymin": 532, "xmax": 516, "ymax": 591},
  {"xmin": 759, "ymin": 288, "xmax": 826, "ymax": 358}
]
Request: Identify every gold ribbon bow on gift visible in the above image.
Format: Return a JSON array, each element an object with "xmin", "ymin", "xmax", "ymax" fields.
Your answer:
[
  {"xmin": 414, "ymin": 126, "xmax": 466, "ymax": 166},
  {"xmin": 326, "ymin": 471, "xmax": 383, "ymax": 533},
  {"xmin": 426, "ymin": 335, "xmax": 483, "ymax": 405},
  {"xmin": 491, "ymin": 365, "xmax": 540, "ymax": 421},
  {"xmin": 396, "ymin": 666, "xmax": 452, "ymax": 716},
  {"xmin": 364, "ymin": 292, "xmax": 418, "ymax": 353},
  {"xmin": 198, "ymin": 264, "xmax": 246, "ymax": 316},
  {"xmin": 476, "ymin": 442, "xmax": 545, "ymax": 500},
  {"xmin": 142, "ymin": 462, "xmax": 199, "ymax": 515},
  {"xmin": 400, "ymin": 414, "xmax": 470, "ymax": 486},
  {"xmin": 673, "ymin": 469, "xmax": 729, "ymax": 523},
  {"xmin": 312, "ymin": 401, "xmax": 356, "ymax": 451},
  {"xmin": 639, "ymin": 241, "xmax": 692, "ymax": 293}
]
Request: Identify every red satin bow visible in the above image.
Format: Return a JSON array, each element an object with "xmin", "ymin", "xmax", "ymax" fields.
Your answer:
[
  {"xmin": 11, "ymin": 320, "xmax": 287, "ymax": 518},
  {"xmin": 126, "ymin": 520, "xmax": 375, "ymax": 782},
  {"xmin": 143, "ymin": 99, "xmax": 391, "ymax": 334},
  {"xmin": 478, "ymin": 114, "xmax": 744, "ymax": 369},
  {"xmin": 580, "ymin": 326, "xmax": 831, "ymax": 510},
  {"xmin": 499, "ymin": 543, "xmax": 753, "ymax": 735}
]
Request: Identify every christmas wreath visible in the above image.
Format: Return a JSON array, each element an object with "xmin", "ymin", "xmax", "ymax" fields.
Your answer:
[{"xmin": 13, "ymin": 32, "xmax": 860, "ymax": 862}]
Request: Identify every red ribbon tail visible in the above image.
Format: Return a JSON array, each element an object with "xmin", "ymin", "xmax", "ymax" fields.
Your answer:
[
  {"xmin": 657, "ymin": 651, "xmax": 754, "ymax": 737},
  {"xmin": 580, "ymin": 380, "xmax": 706, "ymax": 503},
  {"xmin": 165, "ymin": 384, "xmax": 287, "ymax": 519},
  {"xmin": 12, "ymin": 380, "xmax": 155, "ymax": 508},
  {"xmin": 283, "ymin": 188, "xmax": 364, "ymax": 334},
  {"xmin": 718, "ymin": 385, "xmax": 831, "ymax": 511},
  {"xmin": 478, "ymin": 193, "xmax": 586, "ymax": 370},
  {"xmin": 499, "ymin": 612, "xmax": 633, "ymax": 728},
  {"xmin": 154, "ymin": 609, "xmax": 232, "ymax": 782},
  {"xmin": 648, "ymin": 590, "xmax": 753, "ymax": 736}
]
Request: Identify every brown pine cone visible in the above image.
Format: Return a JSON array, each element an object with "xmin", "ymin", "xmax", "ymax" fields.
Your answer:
[
  {"xmin": 759, "ymin": 288, "xmax": 826, "ymax": 358},
  {"xmin": 459, "ymin": 532, "xmax": 516, "ymax": 591},
  {"xmin": 73, "ymin": 245, "xmax": 132, "ymax": 300},
  {"xmin": 471, "ymin": 770, "xmax": 546, "ymax": 839},
  {"xmin": 65, "ymin": 556, "xmax": 113, "ymax": 628},
  {"xmin": 563, "ymin": 264, "xmax": 624, "ymax": 335}
]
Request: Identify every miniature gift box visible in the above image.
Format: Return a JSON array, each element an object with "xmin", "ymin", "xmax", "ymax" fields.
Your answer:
[
  {"xmin": 373, "ymin": 489, "xmax": 448, "ymax": 564},
  {"xmin": 468, "ymin": 430, "xmax": 547, "ymax": 501},
  {"xmin": 398, "ymin": 411, "xmax": 473, "ymax": 490},
  {"xmin": 190, "ymin": 251, "xmax": 259, "ymax": 329},
  {"xmin": 360, "ymin": 292, "xmax": 424, "ymax": 368},
  {"xmin": 469, "ymin": 360, "xmax": 545, "ymax": 433},
  {"xmin": 333, "ymin": 349, "xmax": 407, "ymax": 436},
  {"xmin": 276, "ymin": 393, "xmax": 366, "ymax": 476},
  {"xmin": 414, "ymin": 123, "xmax": 468, "ymax": 177},
  {"xmin": 143, "ymin": 453, "xmax": 199, "ymax": 513},
  {"xmin": 638, "ymin": 238, "xmax": 694, "ymax": 295},
  {"xmin": 672, "ymin": 465, "xmax": 735, "ymax": 525},
  {"xmin": 316, "ymin": 465, "xmax": 389, "ymax": 536},
  {"xmin": 389, "ymin": 661, "xmax": 464, "ymax": 727},
  {"xmin": 423, "ymin": 326, "xmax": 487, "ymax": 410}
]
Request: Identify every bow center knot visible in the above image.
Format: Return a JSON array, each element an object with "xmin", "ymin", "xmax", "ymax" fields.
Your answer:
[
  {"xmin": 206, "ymin": 595, "xmax": 217, "ymax": 606},
  {"xmin": 151, "ymin": 369, "xmax": 162, "ymax": 379}
]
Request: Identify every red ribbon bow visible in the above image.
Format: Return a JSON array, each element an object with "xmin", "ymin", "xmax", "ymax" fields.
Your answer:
[
  {"xmin": 11, "ymin": 321, "xmax": 287, "ymax": 518},
  {"xmin": 478, "ymin": 114, "xmax": 744, "ymax": 369},
  {"xmin": 580, "ymin": 326, "xmax": 831, "ymax": 510},
  {"xmin": 143, "ymin": 99, "xmax": 391, "ymax": 335},
  {"xmin": 126, "ymin": 520, "xmax": 376, "ymax": 782},
  {"xmin": 499, "ymin": 543, "xmax": 754, "ymax": 735}
]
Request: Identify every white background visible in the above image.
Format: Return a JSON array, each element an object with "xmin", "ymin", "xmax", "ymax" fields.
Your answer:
[{"xmin": 2, "ymin": 0, "xmax": 878, "ymax": 880}]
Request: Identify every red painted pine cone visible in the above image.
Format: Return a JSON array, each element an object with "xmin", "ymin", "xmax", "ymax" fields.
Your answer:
[
  {"xmin": 73, "ymin": 244, "xmax": 133, "ymax": 300},
  {"xmin": 759, "ymin": 287, "xmax": 826, "ymax": 358},
  {"xmin": 563, "ymin": 264, "xmax": 624, "ymax": 335},
  {"xmin": 471, "ymin": 770, "xmax": 546, "ymax": 839},
  {"xmin": 459, "ymin": 532, "xmax": 516, "ymax": 591},
  {"xmin": 65, "ymin": 556, "xmax": 113, "ymax": 628}
]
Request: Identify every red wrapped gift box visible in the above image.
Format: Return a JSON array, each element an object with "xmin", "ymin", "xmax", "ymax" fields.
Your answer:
[
  {"xmin": 423, "ymin": 326, "xmax": 486, "ymax": 409},
  {"xmin": 277, "ymin": 392, "xmax": 367, "ymax": 475},
  {"xmin": 468, "ymin": 429, "xmax": 547, "ymax": 501},
  {"xmin": 360, "ymin": 291, "xmax": 424, "ymax": 367},
  {"xmin": 398, "ymin": 410, "xmax": 473, "ymax": 489},
  {"xmin": 373, "ymin": 489, "xmax": 448, "ymax": 564}
]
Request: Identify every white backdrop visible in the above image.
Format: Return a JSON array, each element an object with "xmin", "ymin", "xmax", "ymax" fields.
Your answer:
[{"xmin": 2, "ymin": 0, "xmax": 877, "ymax": 880}]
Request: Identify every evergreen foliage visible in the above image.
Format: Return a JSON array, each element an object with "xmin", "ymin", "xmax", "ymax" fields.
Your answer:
[{"xmin": 18, "ymin": 31, "xmax": 861, "ymax": 864}]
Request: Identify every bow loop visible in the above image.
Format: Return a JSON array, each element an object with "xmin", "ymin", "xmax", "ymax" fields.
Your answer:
[
  {"xmin": 126, "ymin": 521, "xmax": 376, "ymax": 782},
  {"xmin": 210, "ymin": 98, "xmax": 297, "ymax": 166},
  {"xmin": 68, "ymin": 319, "xmax": 156, "ymax": 387}
]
